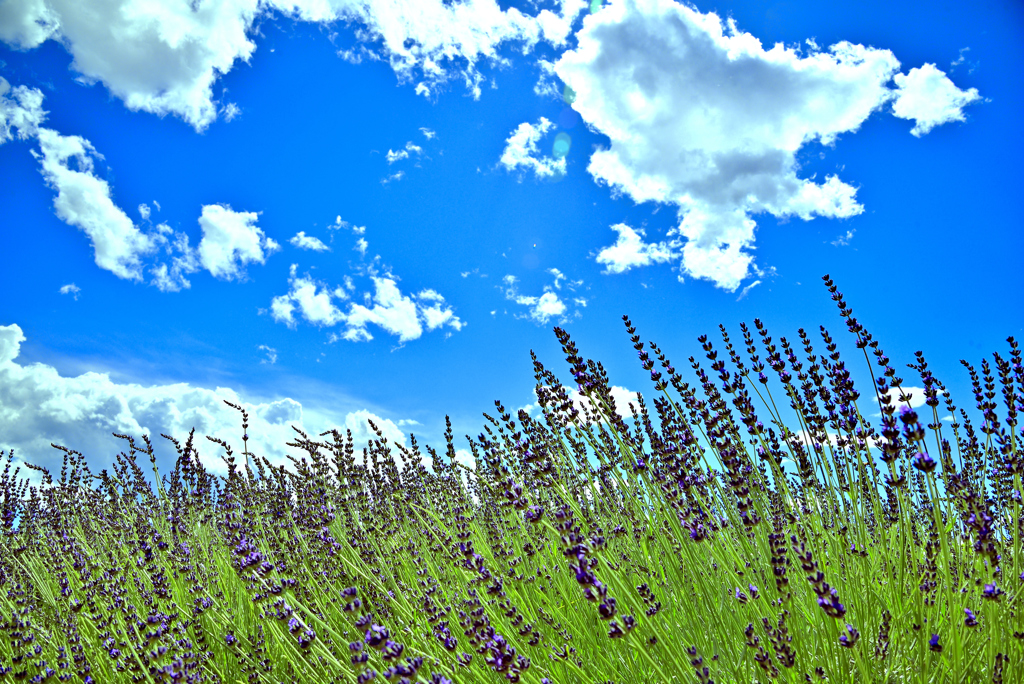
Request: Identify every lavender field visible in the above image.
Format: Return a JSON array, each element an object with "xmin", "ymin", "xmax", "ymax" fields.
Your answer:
[{"xmin": 1, "ymin": 276, "xmax": 1020, "ymax": 683}]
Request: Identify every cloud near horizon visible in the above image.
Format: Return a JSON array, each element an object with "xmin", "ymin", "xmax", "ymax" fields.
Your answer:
[{"xmin": 0, "ymin": 323, "xmax": 408, "ymax": 479}]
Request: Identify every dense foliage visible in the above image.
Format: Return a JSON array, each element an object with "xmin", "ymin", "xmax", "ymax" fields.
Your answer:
[{"xmin": 1, "ymin": 275, "xmax": 1021, "ymax": 683}]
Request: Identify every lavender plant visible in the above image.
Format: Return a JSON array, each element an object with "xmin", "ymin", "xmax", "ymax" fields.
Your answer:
[{"xmin": 0, "ymin": 274, "xmax": 1020, "ymax": 683}]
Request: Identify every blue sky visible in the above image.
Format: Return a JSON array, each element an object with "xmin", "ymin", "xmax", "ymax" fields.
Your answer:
[{"xmin": 0, "ymin": 0, "xmax": 1020, "ymax": 480}]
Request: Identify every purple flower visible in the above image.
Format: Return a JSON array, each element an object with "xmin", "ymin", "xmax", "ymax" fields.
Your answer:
[
  {"xmin": 928, "ymin": 633, "xmax": 942, "ymax": 653},
  {"xmin": 912, "ymin": 451, "xmax": 937, "ymax": 473},
  {"xmin": 381, "ymin": 640, "xmax": 405, "ymax": 661},
  {"xmin": 365, "ymin": 624, "xmax": 390, "ymax": 648},
  {"xmin": 983, "ymin": 583, "xmax": 1004, "ymax": 601},
  {"xmin": 298, "ymin": 629, "xmax": 315, "ymax": 648},
  {"xmin": 839, "ymin": 624, "xmax": 860, "ymax": 648},
  {"xmin": 597, "ymin": 597, "xmax": 617, "ymax": 620},
  {"xmin": 964, "ymin": 608, "xmax": 978, "ymax": 627},
  {"xmin": 734, "ymin": 588, "xmax": 748, "ymax": 604}
]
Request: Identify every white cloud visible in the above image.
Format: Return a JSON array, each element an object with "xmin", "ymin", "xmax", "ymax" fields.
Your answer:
[
  {"xmin": 533, "ymin": 58, "xmax": 561, "ymax": 99},
  {"xmin": 0, "ymin": 0, "xmax": 587, "ymax": 129},
  {"xmin": 554, "ymin": 0, "xmax": 978, "ymax": 291},
  {"xmin": 344, "ymin": 277, "xmax": 430, "ymax": 343},
  {"xmin": 0, "ymin": 0, "xmax": 59, "ymax": 51},
  {"xmin": 59, "ymin": 283, "xmax": 80, "ymax": 299},
  {"xmin": 501, "ymin": 274, "xmax": 567, "ymax": 325},
  {"xmin": 891, "ymin": 63, "xmax": 981, "ymax": 137},
  {"xmin": 5, "ymin": 80, "xmax": 203, "ymax": 291},
  {"xmin": 284, "ymin": 0, "xmax": 587, "ymax": 101},
  {"xmin": 381, "ymin": 170, "xmax": 405, "ymax": 185},
  {"xmin": 270, "ymin": 269, "xmax": 463, "ymax": 343},
  {"xmin": 34, "ymin": 128, "xmax": 158, "ymax": 281},
  {"xmin": 595, "ymin": 222, "xmax": 678, "ymax": 274},
  {"xmin": 197, "ymin": 204, "xmax": 279, "ymax": 281},
  {"xmin": 1, "ymin": 0, "xmax": 262, "ymax": 131},
  {"xmin": 0, "ymin": 77, "xmax": 46, "ymax": 143},
  {"xmin": 831, "ymin": 229, "xmax": 855, "ymax": 247},
  {"xmin": 222, "ymin": 102, "xmax": 241, "ymax": 122},
  {"xmin": 523, "ymin": 383, "xmax": 640, "ymax": 425},
  {"xmin": 354, "ymin": 237, "xmax": 369, "ymax": 256},
  {"xmin": 735, "ymin": 280, "xmax": 760, "ymax": 301},
  {"xmin": 289, "ymin": 231, "xmax": 330, "ymax": 252},
  {"xmin": 150, "ymin": 229, "xmax": 201, "ymax": 293},
  {"xmin": 419, "ymin": 127, "xmax": 436, "ymax": 140},
  {"xmin": 416, "ymin": 289, "xmax": 465, "ymax": 332},
  {"xmin": 499, "ymin": 117, "xmax": 566, "ymax": 179},
  {"xmin": 568, "ymin": 384, "xmax": 640, "ymax": 423},
  {"xmin": 870, "ymin": 385, "xmax": 928, "ymax": 418},
  {"xmin": 0, "ymin": 323, "xmax": 408, "ymax": 477},
  {"xmin": 385, "ymin": 141, "xmax": 423, "ymax": 164},
  {"xmin": 270, "ymin": 270, "xmax": 347, "ymax": 329},
  {"xmin": 257, "ymin": 344, "xmax": 278, "ymax": 364}
]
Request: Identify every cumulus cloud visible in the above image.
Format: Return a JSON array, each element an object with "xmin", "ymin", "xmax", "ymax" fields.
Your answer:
[
  {"xmin": 0, "ymin": 0, "xmax": 262, "ymax": 131},
  {"xmin": 554, "ymin": 0, "xmax": 979, "ymax": 291},
  {"xmin": 595, "ymin": 222, "xmax": 678, "ymax": 274},
  {"xmin": 0, "ymin": 0, "xmax": 59, "ymax": 52},
  {"xmin": 3, "ymin": 79, "xmax": 219, "ymax": 292},
  {"xmin": 289, "ymin": 231, "xmax": 330, "ymax": 252},
  {"xmin": 891, "ymin": 63, "xmax": 981, "ymax": 137},
  {"xmin": 270, "ymin": 268, "xmax": 463, "ymax": 343},
  {"xmin": 34, "ymin": 128, "xmax": 159, "ymax": 281},
  {"xmin": 0, "ymin": 77, "xmax": 46, "ymax": 143},
  {"xmin": 0, "ymin": 323, "xmax": 407, "ymax": 477},
  {"xmin": 499, "ymin": 117, "xmax": 567, "ymax": 179},
  {"xmin": 197, "ymin": 204, "xmax": 279, "ymax": 281},
  {"xmin": 0, "ymin": 0, "xmax": 587, "ymax": 130},
  {"xmin": 501, "ymin": 271, "xmax": 584, "ymax": 325}
]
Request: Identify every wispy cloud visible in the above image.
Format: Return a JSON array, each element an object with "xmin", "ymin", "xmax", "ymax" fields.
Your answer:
[
  {"xmin": 500, "ymin": 269, "xmax": 584, "ymax": 325},
  {"xmin": 59, "ymin": 283, "xmax": 80, "ymax": 300},
  {"xmin": 258, "ymin": 344, "xmax": 278, "ymax": 364}
]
